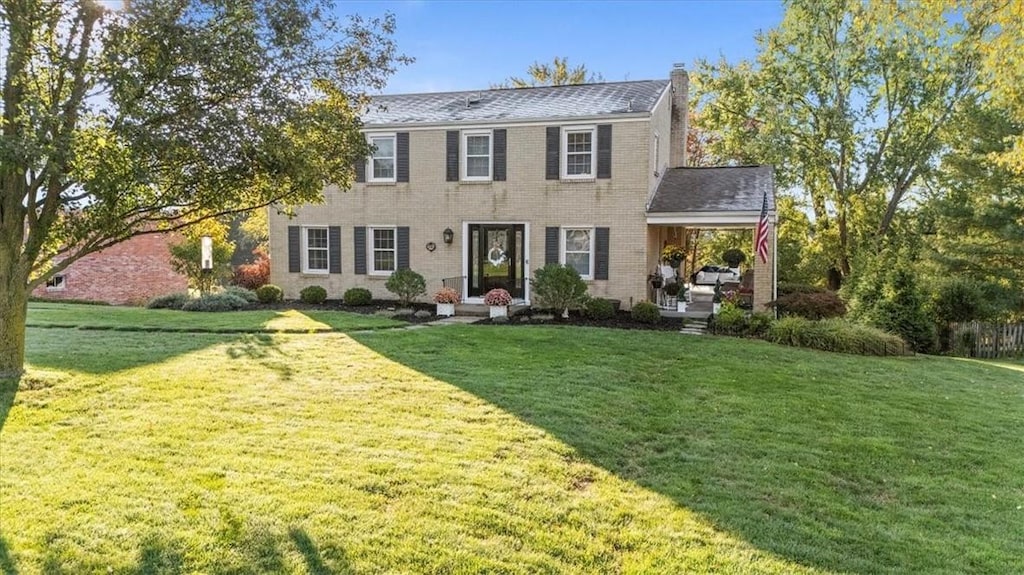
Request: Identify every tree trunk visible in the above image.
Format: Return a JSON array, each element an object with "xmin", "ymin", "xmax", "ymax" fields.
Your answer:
[{"xmin": 0, "ymin": 265, "xmax": 28, "ymax": 379}]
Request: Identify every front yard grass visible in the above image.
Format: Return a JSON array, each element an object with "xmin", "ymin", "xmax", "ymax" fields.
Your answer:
[{"xmin": 0, "ymin": 311, "xmax": 1021, "ymax": 573}]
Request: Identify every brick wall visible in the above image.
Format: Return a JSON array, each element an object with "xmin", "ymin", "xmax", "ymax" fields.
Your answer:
[{"xmin": 32, "ymin": 233, "xmax": 188, "ymax": 305}]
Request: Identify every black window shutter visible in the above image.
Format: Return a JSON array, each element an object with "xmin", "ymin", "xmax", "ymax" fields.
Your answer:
[
  {"xmin": 545, "ymin": 127, "xmax": 560, "ymax": 180},
  {"xmin": 328, "ymin": 226, "xmax": 341, "ymax": 274},
  {"xmin": 594, "ymin": 227, "xmax": 610, "ymax": 280},
  {"xmin": 355, "ymin": 158, "xmax": 366, "ymax": 183},
  {"xmin": 396, "ymin": 132, "xmax": 410, "ymax": 182},
  {"xmin": 446, "ymin": 131, "xmax": 459, "ymax": 182},
  {"xmin": 545, "ymin": 227, "xmax": 560, "ymax": 266},
  {"xmin": 353, "ymin": 227, "xmax": 367, "ymax": 275},
  {"xmin": 597, "ymin": 124, "xmax": 612, "ymax": 179},
  {"xmin": 397, "ymin": 227, "xmax": 410, "ymax": 270},
  {"xmin": 493, "ymin": 129, "xmax": 507, "ymax": 181},
  {"xmin": 288, "ymin": 226, "xmax": 301, "ymax": 273}
]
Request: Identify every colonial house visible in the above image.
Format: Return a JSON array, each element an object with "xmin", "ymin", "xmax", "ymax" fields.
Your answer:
[{"xmin": 268, "ymin": 66, "xmax": 777, "ymax": 311}]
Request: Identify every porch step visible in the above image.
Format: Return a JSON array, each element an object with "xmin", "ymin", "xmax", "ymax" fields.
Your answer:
[{"xmin": 679, "ymin": 325, "xmax": 708, "ymax": 336}]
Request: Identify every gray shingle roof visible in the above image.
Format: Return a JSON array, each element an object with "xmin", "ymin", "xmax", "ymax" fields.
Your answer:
[
  {"xmin": 648, "ymin": 166, "xmax": 776, "ymax": 213},
  {"xmin": 363, "ymin": 80, "xmax": 670, "ymax": 126}
]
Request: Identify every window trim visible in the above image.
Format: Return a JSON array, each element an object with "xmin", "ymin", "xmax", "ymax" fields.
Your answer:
[
  {"xmin": 46, "ymin": 274, "xmax": 66, "ymax": 291},
  {"xmin": 368, "ymin": 226, "xmax": 397, "ymax": 276},
  {"xmin": 561, "ymin": 126, "xmax": 596, "ymax": 180},
  {"xmin": 461, "ymin": 129, "xmax": 493, "ymax": 181},
  {"xmin": 367, "ymin": 132, "xmax": 397, "ymax": 183},
  {"xmin": 653, "ymin": 131, "xmax": 661, "ymax": 177},
  {"xmin": 302, "ymin": 226, "xmax": 330, "ymax": 274},
  {"xmin": 560, "ymin": 226, "xmax": 595, "ymax": 280}
]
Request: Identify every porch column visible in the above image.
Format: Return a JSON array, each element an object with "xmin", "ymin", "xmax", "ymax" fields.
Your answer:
[{"xmin": 752, "ymin": 221, "xmax": 776, "ymax": 312}]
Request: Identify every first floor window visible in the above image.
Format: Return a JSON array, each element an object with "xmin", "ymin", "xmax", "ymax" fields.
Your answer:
[
  {"xmin": 304, "ymin": 227, "xmax": 329, "ymax": 273},
  {"xmin": 369, "ymin": 134, "xmax": 396, "ymax": 182},
  {"xmin": 46, "ymin": 274, "xmax": 66, "ymax": 290},
  {"xmin": 371, "ymin": 227, "xmax": 396, "ymax": 274},
  {"xmin": 563, "ymin": 127, "xmax": 595, "ymax": 178},
  {"xmin": 562, "ymin": 228, "xmax": 593, "ymax": 279}
]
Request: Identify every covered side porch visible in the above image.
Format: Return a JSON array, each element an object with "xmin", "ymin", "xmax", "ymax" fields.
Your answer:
[{"xmin": 646, "ymin": 166, "xmax": 777, "ymax": 313}]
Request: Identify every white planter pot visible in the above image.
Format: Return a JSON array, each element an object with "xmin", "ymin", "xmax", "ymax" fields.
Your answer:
[
  {"xmin": 713, "ymin": 302, "xmax": 722, "ymax": 315},
  {"xmin": 489, "ymin": 305, "xmax": 508, "ymax": 319},
  {"xmin": 677, "ymin": 301, "xmax": 688, "ymax": 313},
  {"xmin": 436, "ymin": 302, "xmax": 455, "ymax": 317}
]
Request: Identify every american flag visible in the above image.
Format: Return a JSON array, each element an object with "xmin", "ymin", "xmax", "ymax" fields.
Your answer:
[{"xmin": 755, "ymin": 191, "xmax": 769, "ymax": 264}]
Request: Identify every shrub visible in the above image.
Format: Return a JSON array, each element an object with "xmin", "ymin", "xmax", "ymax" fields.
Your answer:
[
  {"xmin": 433, "ymin": 287, "xmax": 460, "ymax": 304},
  {"xmin": 765, "ymin": 317, "xmax": 908, "ymax": 356},
  {"xmin": 223, "ymin": 286, "xmax": 257, "ymax": 303},
  {"xmin": 343, "ymin": 287, "xmax": 373, "ymax": 306},
  {"xmin": 385, "ymin": 269, "xmax": 427, "ymax": 306},
  {"xmin": 530, "ymin": 264, "xmax": 588, "ymax": 318},
  {"xmin": 255, "ymin": 284, "xmax": 283, "ymax": 303},
  {"xmin": 712, "ymin": 302, "xmax": 747, "ymax": 335},
  {"xmin": 483, "ymin": 288, "xmax": 512, "ymax": 307},
  {"xmin": 299, "ymin": 285, "xmax": 327, "ymax": 304},
  {"xmin": 778, "ymin": 282, "xmax": 829, "ymax": 296},
  {"xmin": 631, "ymin": 301, "xmax": 661, "ymax": 324},
  {"xmin": 868, "ymin": 269, "xmax": 937, "ymax": 354},
  {"xmin": 746, "ymin": 312, "xmax": 775, "ymax": 338},
  {"xmin": 181, "ymin": 292, "xmax": 248, "ymax": 312},
  {"xmin": 769, "ymin": 291, "xmax": 846, "ymax": 320},
  {"xmin": 146, "ymin": 292, "xmax": 190, "ymax": 310},
  {"xmin": 585, "ymin": 297, "xmax": 616, "ymax": 320},
  {"xmin": 231, "ymin": 248, "xmax": 270, "ymax": 290},
  {"xmin": 930, "ymin": 278, "xmax": 988, "ymax": 324}
]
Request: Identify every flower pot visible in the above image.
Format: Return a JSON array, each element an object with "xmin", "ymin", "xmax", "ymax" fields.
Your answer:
[
  {"xmin": 489, "ymin": 305, "xmax": 508, "ymax": 319},
  {"xmin": 436, "ymin": 302, "xmax": 455, "ymax": 317},
  {"xmin": 677, "ymin": 300, "xmax": 687, "ymax": 313},
  {"xmin": 713, "ymin": 302, "xmax": 722, "ymax": 315}
]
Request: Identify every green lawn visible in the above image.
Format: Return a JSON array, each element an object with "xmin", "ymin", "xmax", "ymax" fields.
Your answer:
[{"xmin": 1, "ymin": 307, "xmax": 1021, "ymax": 573}]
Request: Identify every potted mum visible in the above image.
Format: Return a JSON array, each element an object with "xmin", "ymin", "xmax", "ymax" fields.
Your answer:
[
  {"xmin": 433, "ymin": 287, "xmax": 459, "ymax": 317},
  {"xmin": 483, "ymin": 288, "xmax": 513, "ymax": 318}
]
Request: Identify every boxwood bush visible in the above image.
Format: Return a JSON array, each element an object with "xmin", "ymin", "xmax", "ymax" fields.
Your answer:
[
  {"xmin": 585, "ymin": 297, "xmax": 616, "ymax": 320},
  {"xmin": 630, "ymin": 301, "xmax": 661, "ymax": 324},
  {"xmin": 223, "ymin": 286, "xmax": 257, "ymax": 303},
  {"xmin": 385, "ymin": 269, "xmax": 426, "ymax": 306},
  {"xmin": 299, "ymin": 285, "xmax": 328, "ymax": 304},
  {"xmin": 255, "ymin": 284, "xmax": 283, "ymax": 303},
  {"xmin": 344, "ymin": 287, "xmax": 373, "ymax": 306}
]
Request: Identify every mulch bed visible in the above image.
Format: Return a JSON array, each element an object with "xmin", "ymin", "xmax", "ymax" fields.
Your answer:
[{"xmin": 256, "ymin": 300, "xmax": 701, "ymax": 331}]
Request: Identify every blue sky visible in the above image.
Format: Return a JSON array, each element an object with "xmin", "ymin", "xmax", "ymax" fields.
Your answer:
[{"xmin": 335, "ymin": 1, "xmax": 784, "ymax": 94}]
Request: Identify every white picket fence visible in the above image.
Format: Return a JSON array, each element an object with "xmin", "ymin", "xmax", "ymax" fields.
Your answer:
[{"xmin": 950, "ymin": 321, "xmax": 1024, "ymax": 358}]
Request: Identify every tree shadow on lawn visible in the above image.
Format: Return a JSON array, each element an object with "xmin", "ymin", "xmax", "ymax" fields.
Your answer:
[
  {"xmin": 0, "ymin": 532, "xmax": 18, "ymax": 575},
  {"xmin": 32, "ymin": 525, "xmax": 352, "ymax": 575},
  {"xmin": 355, "ymin": 326, "xmax": 1024, "ymax": 574}
]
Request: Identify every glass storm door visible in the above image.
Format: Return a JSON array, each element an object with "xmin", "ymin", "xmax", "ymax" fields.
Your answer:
[{"xmin": 468, "ymin": 224, "xmax": 525, "ymax": 298}]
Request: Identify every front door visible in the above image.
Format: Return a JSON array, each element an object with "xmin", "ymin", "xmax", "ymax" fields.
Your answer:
[{"xmin": 468, "ymin": 224, "xmax": 526, "ymax": 298}]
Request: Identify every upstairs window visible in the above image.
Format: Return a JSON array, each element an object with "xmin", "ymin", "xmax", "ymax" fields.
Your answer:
[
  {"xmin": 462, "ymin": 131, "xmax": 492, "ymax": 181},
  {"xmin": 562, "ymin": 127, "xmax": 595, "ymax": 179},
  {"xmin": 368, "ymin": 134, "xmax": 396, "ymax": 182}
]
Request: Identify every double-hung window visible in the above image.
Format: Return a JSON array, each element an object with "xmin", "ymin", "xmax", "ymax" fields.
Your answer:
[
  {"xmin": 303, "ymin": 227, "xmax": 329, "ymax": 274},
  {"xmin": 368, "ymin": 134, "xmax": 396, "ymax": 182},
  {"xmin": 462, "ymin": 130, "xmax": 492, "ymax": 181},
  {"xmin": 370, "ymin": 227, "xmax": 396, "ymax": 274},
  {"xmin": 562, "ymin": 228, "xmax": 594, "ymax": 279},
  {"xmin": 46, "ymin": 274, "xmax": 66, "ymax": 290},
  {"xmin": 562, "ymin": 126, "xmax": 595, "ymax": 179}
]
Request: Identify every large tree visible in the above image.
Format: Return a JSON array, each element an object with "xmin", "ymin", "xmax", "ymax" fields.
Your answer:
[
  {"xmin": 693, "ymin": 0, "xmax": 993, "ymax": 285},
  {"xmin": 0, "ymin": 0, "xmax": 409, "ymax": 377}
]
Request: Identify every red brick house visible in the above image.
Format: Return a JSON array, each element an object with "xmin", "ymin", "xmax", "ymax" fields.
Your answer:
[{"xmin": 32, "ymin": 232, "xmax": 188, "ymax": 305}]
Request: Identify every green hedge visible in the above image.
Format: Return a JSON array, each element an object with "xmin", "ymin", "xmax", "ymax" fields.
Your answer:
[{"xmin": 765, "ymin": 317, "xmax": 909, "ymax": 356}]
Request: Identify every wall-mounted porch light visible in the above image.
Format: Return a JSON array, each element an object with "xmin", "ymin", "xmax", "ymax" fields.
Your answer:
[{"xmin": 442, "ymin": 227, "xmax": 454, "ymax": 245}]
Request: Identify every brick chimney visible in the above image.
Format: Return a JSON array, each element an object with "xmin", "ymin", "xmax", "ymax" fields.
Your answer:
[{"xmin": 669, "ymin": 63, "xmax": 689, "ymax": 168}]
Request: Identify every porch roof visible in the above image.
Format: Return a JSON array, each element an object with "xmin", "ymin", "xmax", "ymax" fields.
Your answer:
[{"xmin": 647, "ymin": 166, "xmax": 775, "ymax": 222}]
